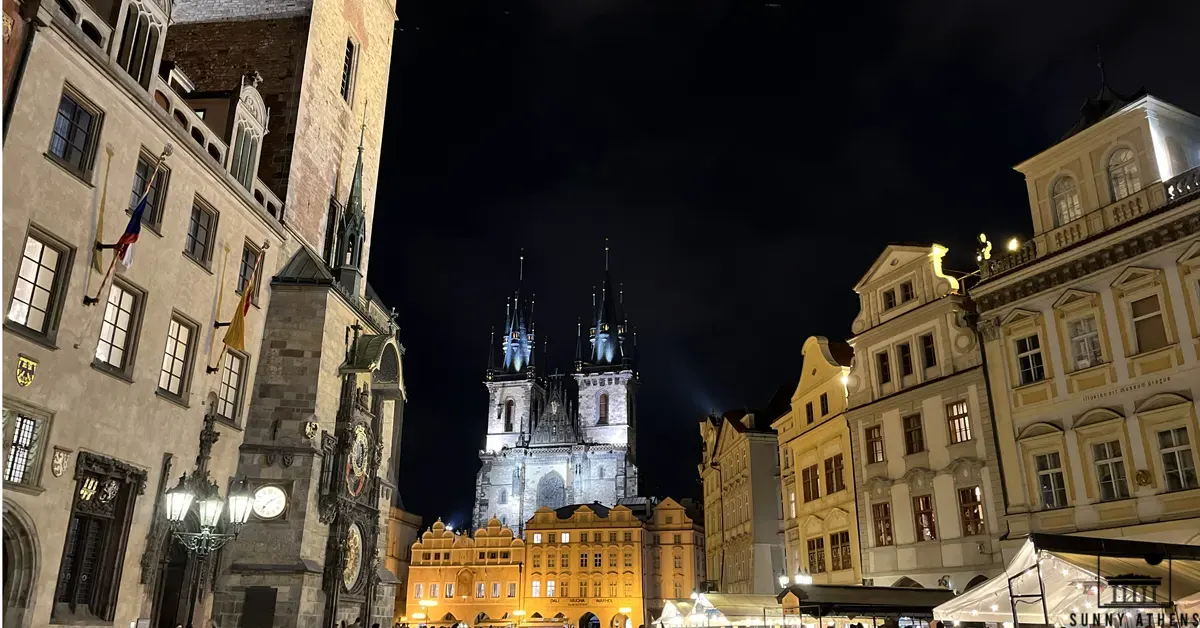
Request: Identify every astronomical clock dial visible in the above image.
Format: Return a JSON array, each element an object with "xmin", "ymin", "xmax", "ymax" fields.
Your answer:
[
  {"xmin": 343, "ymin": 523, "xmax": 363, "ymax": 591},
  {"xmin": 252, "ymin": 485, "xmax": 287, "ymax": 519},
  {"xmin": 350, "ymin": 424, "xmax": 370, "ymax": 477}
]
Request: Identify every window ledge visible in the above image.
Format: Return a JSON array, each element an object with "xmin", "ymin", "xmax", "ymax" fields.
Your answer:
[
  {"xmin": 1126, "ymin": 343, "xmax": 1178, "ymax": 361},
  {"xmin": 3, "ymin": 481, "xmax": 46, "ymax": 496},
  {"xmin": 3, "ymin": 322, "xmax": 60, "ymax": 351},
  {"xmin": 90, "ymin": 360, "xmax": 133, "ymax": 384},
  {"xmin": 1013, "ymin": 378, "xmax": 1049, "ymax": 391},
  {"xmin": 181, "ymin": 251, "xmax": 215, "ymax": 275},
  {"xmin": 154, "ymin": 388, "xmax": 190, "ymax": 409},
  {"xmin": 43, "ymin": 152, "xmax": 95, "ymax": 187},
  {"xmin": 1068, "ymin": 360, "xmax": 1110, "ymax": 377}
]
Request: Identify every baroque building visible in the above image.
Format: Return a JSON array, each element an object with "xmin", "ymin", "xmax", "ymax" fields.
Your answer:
[
  {"xmin": 473, "ymin": 257, "xmax": 640, "ymax": 533},
  {"xmin": 972, "ymin": 88, "xmax": 1200, "ymax": 549},
  {"xmin": 387, "ymin": 505, "xmax": 423, "ymax": 624},
  {"xmin": 844, "ymin": 245, "xmax": 1005, "ymax": 590},
  {"xmin": 771, "ymin": 336, "xmax": 860, "ymax": 585},
  {"xmin": 697, "ymin": 403, "xmax": 786, "ymax": 595},
  {"xmin": 0, "ymin": 0, "xmax": 403, "ymax": 626}
]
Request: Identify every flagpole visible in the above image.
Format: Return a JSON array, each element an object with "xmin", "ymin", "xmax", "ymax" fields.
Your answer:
[
  {"xmin": 83, "ymin": 143, "xmax": 173, "ymax": 306},
  {"xmin": 90, "ymin": 144, "xmax": 116, "ymax": 273},
  {"xmin": 206, "ymin": 241, "xmax": 269, "ymax": 374},
  {"xmin": 204, "ymin": 244, "xmax": 232, "ymax": 358}
]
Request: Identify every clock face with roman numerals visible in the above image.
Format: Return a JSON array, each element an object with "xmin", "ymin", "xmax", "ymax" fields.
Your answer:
[{"xmin": 252, "ymin": 485, "xmax": 286, "ymax": 519}]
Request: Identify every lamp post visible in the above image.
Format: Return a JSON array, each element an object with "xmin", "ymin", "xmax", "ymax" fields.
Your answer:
[
  {"xmin": 793, "ymin": 569, "xmax": 813, "ymax": 586},
  {"xmin": 161, "ymin": 414, "xmax": 254, "ymax": 628}
]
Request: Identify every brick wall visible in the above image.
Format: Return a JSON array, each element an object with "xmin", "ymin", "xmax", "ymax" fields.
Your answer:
[{"xmin": 162, "ymin": 16, "xmax": 309, "ymax": 218}]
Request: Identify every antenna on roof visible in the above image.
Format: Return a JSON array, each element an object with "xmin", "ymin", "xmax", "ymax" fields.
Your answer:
[{"xmin": 1096, "ymin": 44, "xmax": 1107, "ymax": 92}]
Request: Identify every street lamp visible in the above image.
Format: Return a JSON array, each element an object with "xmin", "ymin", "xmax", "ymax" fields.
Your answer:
[
  {"xmin": 778, "ymin": 572, "xmax": 790, "ymax": 589},
  {"xmin": 793, "ymin": 569, "xmax": 813, "ymax": 586}
]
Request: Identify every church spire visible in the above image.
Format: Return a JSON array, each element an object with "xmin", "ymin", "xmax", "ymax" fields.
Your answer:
[
  {"xmin": 584, "ymin": 241, "xmax": 632, "ymax": 371},
  {"xmin": 334, "ymin": 118, "xmax": 368, "ymax": 296},
  {"xmin": 493, "ymin": 251, "xmax": 535, "ymax": 378}
]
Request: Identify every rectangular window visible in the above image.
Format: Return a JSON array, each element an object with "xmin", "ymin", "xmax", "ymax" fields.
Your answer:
[
  {"xmin": 819, "ymin": 393, "xmax": 829, "ymax": 416},
  {"xmin": 49, "ymin": 89, "xmax": 100, "ymax": 177},
  {"xmin": 184, "ymin": 201, "xmax": 217, "ymax": 264},
  {"xmin": 806, "ymin": 537, "xmax": 826, "ymax": 573},
  {"xmin": 237, "ymin": 241, "xmax": 263, "ymax": 301},
  {"xmin": 609, "ymin": 582, "xmax": 617, "ymax": 597},
  {"xmin": 882, "ymin": 289, "xmax": 896, "ymax": 310},
  {"xmin": 580, "ymin": 553, "xmax": 588, "ymax": 567},
  {"xmin": 876, "ymin": 351, "xmax": 892, "ymax": 384},
  {"xmin": 913, "ymin": 495, "xmax": 937, "ymax": 541},
  {"xmin": 788, "ymin": 491, "xmax": 796, "ymax": 519},
  {"xmin": 1131, "ymin": 295, "xmax": 1169, "ymax": 353},
  {"xmin": 488, "ymin": 551, "xmax": 498, "ymax": 559},
  {"xmin": 579, "ymin": 532, "xmax": 587, "ymax": 543},
  {"xmin": 958, "ymin": 486, "xmax": 985, "ymax": 536},
  {"xmin": 7, "ymin": 233, "xmax": 68, "ymax": 337},
  {"xmin": 900, "ymin": 281, "xmax": 914, "ymax": 302},
  {"xmin": 920, "ymin": 333, "xmax": 937, "ymax": 369},
  {"xmin": 829, "ymin": 530, "xmax": 851, "ymax": 571},
  {"xmin": 1035, "ymin": 452, "xmax": 1068, "ymax": 508},
  {"xmin": 594, "ymin": 580, "xmax": 602, "ymax": 597},
  {"xmin": 561, "ymin": 532, "xmax": 570, "ymax": 543},
  {"xmin": 414, "ymin": 583, "xmax": 423, "ymax": 599},
  {"xmin": 801, "ymin": 465, "xmax": 820, "ymax": 502},
  {"xmin": 866, "ymin": 426, "xmax": 884, "ymax": 464},
  {"xmin": 500, "ymin": 551, "xmax": 509, "ymax": 559},
  {"xmin": 805, "ymin": 402, "xmax": 814, "ymax": 424},
  {"xmin": 444, "ymin": 583, "xmax": 453, "ymax": 598},
  {"xmin": 158, "ymin": 316, "xmax": 196, "ymax": 397},
  {"xmin": 549, "ymin": 532, "xmax": 557, "ymax": 543},
  {"xmin": 217, "ymin": 351, "xmax": 245, "ymax": 422},
  {"xmin": 3, "ymin": 412, "xmax": 43, "ymax": 486},
  {"xmin": 507, "ymin": 582, "xmax": 516, "ymax": 597},
  {"xmin": 1015, "ymin": 334, "xmax": 1045, "ymax": 385},
  {"xmin": 1093, "ymin": 440, "xmax": 1129, "ymax": 501},
  {"xmin": 547, "ymin": 552, "xmax": 555, "ymax": 568},
  {"xmin": 341, "ymin": 39, "xmax": 356, "ymax": 101},
  {"xmin": 531, "ymin": 581, "xmax": 540, "ymax": 598},
  {"xmin": 578, "ymin": 580, "xmax": 586, "ymax": 597},
  {"xmin": 476, "ymin": 582, "xmax": 485, "ymax": 598},
  {"xmin": 673, "ymin": 533, "xmax": 681, "ymax": 544},
  {"xmin": 871, "ymin": 502, "xmax": 892, "ymax": 546},
  {"xmin": 95, "ymin": 281, "xmax": 141, "ymax": 372},
  {"xmin": 898, "ymin": 342, "xmax": 914, "ymax": 377},
  {"xmin": 903, "ymin": 414, "xmax": 924, "ymax": 455},
  {"xmin": 532, "ymin": 553, "xmax": 541, "ymax": 568},
  {"xmin": 130, "ymin": 152, "xmax": 168, "ymax": 228},
  {"xmin": 825, "ymin": 454, "xmax": 845, "ymax": 493},
  {"xmin": 674, "ymin": 555, "xmax": 683, "ymax": 569},
  {"xmin": 623, "ymin": 552, "xmax": 632, "ymax": 567},
  {"xmin": 546, "ymin": 580, "xmax": 556, "ymax": 597},
  {"xmin": 946, "ymin": 400, "xmax": 972, "ymax": 444},
  {"xmin": 593, "ymin": 554, "xmax": 602, "ymax": 567},
  {"xmin": 533, "ymin": 533, "xmax": 543, "ymax": 544},
  {"xmin": 430, "ymin": 583, "xmax": 438, "ymax": 598},
  {"xmin": 1158, "ymin": 428, "xmax": 1198, "ymax": 492},
  {"xmin": 491, "ymin": 582, "xmax": 501, "ymax": 598},
  {"xmin": 1068, "ymin": 315, "xmax": 1104, "ymax": 369},
  {"xmin": 623, "ymin": 532, "xmax": 632, "ymax": 542},
  {"xmin": 608, "ymin": 553, "xmax": 616, "ymax": 567},
  {"xmin": 609, "ymin": 532, "xmax": 617, "ymax": 542}
]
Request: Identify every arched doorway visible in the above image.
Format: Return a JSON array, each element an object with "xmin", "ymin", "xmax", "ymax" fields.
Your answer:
[
  {"xmin": 964, "ymin": 574, "xmax": 989, "ymax": 592},
  {"xmin": 580, "ymin": 613, "xmax": 601, "ymax": 628},
  {"xmin": 152, "ymin": 514, "xmax": 199, "ymax": 628},
  {"xmin": 3, "ymin": 502, "xmax": 40, "ymax": 628},
  {"xmin": 610, "ymin": 613, "xmax": 631, "ymax": 628},
  {"xmin": 892, "ymin": 576, "xmax": 922, "ymax": 588},
  {"xmin": 537, "ymin": 472, "xmax": 566, "ymax": 510}
]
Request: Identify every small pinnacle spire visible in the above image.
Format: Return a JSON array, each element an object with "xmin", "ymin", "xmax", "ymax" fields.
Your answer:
[
  {"xmin": 519, "ymin": 248, "xmax": 525, "ymax": 281},
  {"xmin": 620, "ymin": 282, "xmax": 624, "ymax": 304},
  {"xmin": 604, "ymin": 238, "xmax": 610, "ymax": 271},
  {"xmin": 488, "ymin": 327, "xmax": 496, "ymax": 371}
]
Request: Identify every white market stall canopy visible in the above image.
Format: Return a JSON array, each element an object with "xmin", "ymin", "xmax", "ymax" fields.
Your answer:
[
  {"xmin": 934, "ymin": 533, "xmax": 1200, "ymax": 625},
  {"xmin": 656, "ymin": 594, "xmax": 788, "ymax": 627}
]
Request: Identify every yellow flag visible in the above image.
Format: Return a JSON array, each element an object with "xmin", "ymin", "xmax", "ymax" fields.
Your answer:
[{"xmin": 221, "ymin": 246, "xmax": 266, "ymax": 353}]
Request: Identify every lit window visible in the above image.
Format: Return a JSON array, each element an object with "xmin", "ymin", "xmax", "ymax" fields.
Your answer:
[
  {"xmin": 217, "ymin": 352, "xmax": 245, "ymax": 422},
  {"xmin": 866, "ymin": 426, "xmax": 884, "ymax": 464},
  {"xmin": 958, "ymin": 486, "xmax": 985, "ymax": 536},
  {"xmin": 1092, "ymin": 440, "xmax": 1129, "ymax": 501},
  {"xmin": 430, "ymin": 584, "xmax": 438, "ymax": 598},
  {"xmin": 1130, "ymin": 295, "xmax": 1169, "ymax": 353},
  {"xmin": 492, "ymin": 582, "xmax": 501, "ymax": 598},
  {"xmin": 3, "ymin": 412, "xmax": 43, "ymax": 485},
  {"xmin": 1158, "ymin": 428, "xmax": 1198, "ymax": 492},
  {"xmin": 546, "ymin": 580, "xmax": 555, "ymax": 597},
  {"xmin": 531, "ymin": 581, "xmax": 540, "ymax": 598},
  {"xmin": 414, "ymin": 583, "xmax": 423, "ymax": 599},
  {"xmin": 871, "ymin": 502, "xmax": 892, "ymax": 546},
  {"xmin": 533, "ymin": 533, "xmax": 543, "ymax": 544},
  {"xmin": 1015, "ymin": 334, "xmax": 1045, "ymax": 385},
  {"xmin": 476, "ymin": 582, "xmax": 485, "ymax": 598},
  {"xmin": 913, "ymin": 494, "xmax": 937, "ymax": 541},
  {"xmin": 444, "ymin": 583, "xmax": 453, "ymax": 598},
  {"xmin": 903, "ymin": 414, "xmax": 924, "ymax": 455},
  {"xmin": 1068, "ymin": 315, "xmax": 1104, "ymax": 369},
  {"xmin": 946, "ymin": 401, "xmax": 971, "ymax": 444},
  {"xmin": 507, "ymin": 582, "xmax": 516, "ymax": 597},
  {"xmin": 806, "ymin": 537, "xmax": 825, "ymax": 573},
  {"xmin": 158, "ymin": 316, "xmax": 195, "ymax": 397},
  {"xmin": 1051, "ymin": 176, "xmax": 1082, "ymax": 226},
  {"xmin": 1035, "ymin": 452, "xmax": 1068, "ymax": 509},
  {"xmin": 7, "ymin": 233, "xmax": 67, "ymax": 336},
  {"xmin": 1108, "ymin": 148, "xmax": 1142, "ymax": 201},
  {"xmin": 95, "ymin": 282, "xmax": 140, "ymax": 371},
  {"xmin": 788, "ymin": 491, "xmax": 796, "ymax": 519},
  {"xmin": 561, "ymin": 532, "xmax": 570, "ymax": 543}
]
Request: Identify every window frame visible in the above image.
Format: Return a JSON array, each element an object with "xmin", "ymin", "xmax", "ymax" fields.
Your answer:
[
  {"xmin": 801, "ymin": 464, "xmax": 820, "ymax": 502},
  {"xmin": 1014, "ymin": 333, "xmax": 1046, "ymax": 386},
  {"xmin": 1034, "ymin": 451, "xmax": 1069, "ymax": 509},
  {"xmin": 957, "ymin": 486, "xmax": 985, "ymax": 537},
  {"xmin": 47, "ymin": 84, "xmax": 103, "ymax": 181},
  {"xmin": 92, "ymin": 277, "xmax": 146, "ymax": 379},
  {"xmin": 236, "ymin": 240, "xmax": 264, "ymax": 304},
  {"xmin": 2, "ymin": 400, "xmax": 54, "ymax": 491},
  {"xmin": 912, "ymin": 494, "xmax": 937, "ymax": 541},
  {"xmin": 806, "ymin": 536, "xmax": 826, "ymax": 574},
  {"xmin": 1091, "ymin": 439, "xmax": 1130, "ymax": 502},
  {"xmin": 129, "ymin": 148, "xmax": 169, "ymax": 231},
  {"xmin": 183, "ymin": 198, "xmax": 219, "ymax": 268},
  {"xmin": 897, "ymin": 342, "xmax": 914, "ymax": 377},
  {"xmin": 340, "ymin": 37, "xmax": 358, "ymax": 103},
  {"xmin": 871, "ymin": 502, "xmax": 892, "ymax": 547},
  {"xmin": 1158, "ymin": 427, "xmax": 1199, "ymax": 493},
  {"xmin": 1050, "ymin": 175, "xmax": 1083, "ymax": 227},
  {"xmin": 823, "ymin": 454, "xmax": 845, "ymax": 494},
  {"xmin": 1107, "ymin": 146, "xmax": 1142, "ymax": 202},
  {"xmin": 805, "ymin": 401, "xmax": 814, "ymax": 424},
  {"xmin": 882, "ymin": 289, "xmax": 897, "ymax": 310},
  {"xmin": 865, "ymin": 425, "xmax": 885, "ymax": 464},
  {"xmin": 819, "ymin": 392, "xmax": 829, "ymax": 416},
  {"xmin": 1128, "ymin": 293, "xmax": 1170, "ymax": 355},
  {"xmin": 157, "ymin": 312, "xmax": 199, "ymax": 401},
  {"xmin": 876, "ymin": 351, "xmax": 891, "ymax": 385},
  {"xmin": 1066, "ymin": 313, "xmax": 1104, "ymax": 370},
  {"xmin": 899, "ymin": 280, "xmax": 915, "ymax": 303},
  {"xmin": 902, "ymin": 414, "xmax": 924, "ymax": 455},
  {"xmin": 6, "ymin": 227, "xmax": 75, "ymax": 346},
  {"xmin": 216, "ymin": 349, "xmax": 249, "ymax": 425},
  {"xmin": 829, "ymin": 530, "xmax": 851, "ymax": 571},
  {"xmin": 946, "ymin": 400, "xmax": 972, "ymax": 444},
  {"xmin": 919, "ymin": 333, "xmax": 936, "ymax": 369}
]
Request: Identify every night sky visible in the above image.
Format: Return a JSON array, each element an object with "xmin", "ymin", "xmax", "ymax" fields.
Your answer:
[{"xmin": 367, "ymin": 0, "xmax": 1200, "ymax": 529}]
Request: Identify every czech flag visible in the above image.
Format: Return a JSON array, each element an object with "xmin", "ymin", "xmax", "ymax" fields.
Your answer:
[{"xmin": 116, "ymin": 195, "xmax": 147, "ymax": 268}]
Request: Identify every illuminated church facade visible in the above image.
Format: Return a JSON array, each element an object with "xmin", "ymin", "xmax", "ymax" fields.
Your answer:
[{"xmin": 472, "ymin": 255, "xmax": 640, "ymax": 533}]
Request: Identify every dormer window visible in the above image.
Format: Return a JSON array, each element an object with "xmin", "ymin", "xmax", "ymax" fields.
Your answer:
[
  {"xmin": 115, "ymin": 2, "xmax": 162, "ymax": 89},
  {"xmin": 1107, "ymin": 148, "xmax": 1142, "ymax": 201},
  {"xmin": 899, "ymin": 281, "xmax": 914, "ymax": 303},
  {"xmin": 882, "ymin": 289, "xmax": 897, "ymax": 310},
  {"xmin": 1051, "ymin": 176, "xmax": 1082, "ymax": 226}
]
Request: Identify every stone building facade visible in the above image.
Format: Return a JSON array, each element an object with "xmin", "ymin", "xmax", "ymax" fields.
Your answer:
[
  {"xmin": 0, "ymin": 0, "xmax": 402, "ymax": 626},
  {"xmin": 844, "ymin": 245, "xmax": 1006, "ymax": 591},
  {"xmin": 972, "ymin": 91, "xmax": 1200, "ymax": 552},
  {"xmin": 697, "ymin": 408, "xmax": 785, "ymax": 595},
  {"xmin": 474, "ymin": 260, "xmax": 640, "ymax": 534},
  {"xmin": 387, "ymin": 505, "xmax": 424, "ymax": 623},
  {"xmin": 771, "ymin": 336, "xmax": 861, "ymax": 585},
  {"xmin": 638, "ymin": 497, "xmax": 705, "ymax": 620}
]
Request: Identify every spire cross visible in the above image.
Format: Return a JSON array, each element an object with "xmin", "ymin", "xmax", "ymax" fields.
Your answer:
[
  {"xmin": 604, "ymin": 238, "xmax": 610, "ymax": 271},
  {"xmin": 519, "ymin": 248, "xmax": 524, "ymax": 281}
]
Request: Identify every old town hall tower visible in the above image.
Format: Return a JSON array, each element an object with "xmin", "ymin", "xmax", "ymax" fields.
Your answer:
[{"xmin": 473, "ymin": 252, "xmax": 640, "ymax": 533}]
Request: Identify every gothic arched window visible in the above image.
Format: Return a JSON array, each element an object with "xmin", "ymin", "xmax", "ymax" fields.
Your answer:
[
  {"xmin": 536, "ymin": 472, "xmax": 566, "ymax": 510},
  {"xmin": 598, "ymin": 393, "xmax": 609, "ymax": 425},
  {"xmin": 1108, "ymin": 148, "xmax": 1141, "ymax": 201},
  {"xmin": 504, "ymin": 399, "xmax": 514, "ymax": 432},
  {"xmin": 1051, "ymin": 176, "xmax": 1082, "ymax": 226},
  {"xmin": 498, "ymin": 489, "xmax": 508, "ymax": 505}
]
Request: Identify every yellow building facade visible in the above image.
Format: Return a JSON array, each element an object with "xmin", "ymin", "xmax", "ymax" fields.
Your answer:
[
  {"xmin": 640, "ymin": 498, "xmax": 706, "ymax": 619},
  {"xmin": 389, "ymin": 507, "xmax": 425, "ymax": 623},
  {"xmin": 771, "ymin": 336, "xmax": 860, "ymax": 584},
  {"xmin": 408, "ymin": 518, "xmax": 527, "ymax": 627},
  {"xmin": 973, "ymin": 92, "xmax": 1200, "ymax": 551}
]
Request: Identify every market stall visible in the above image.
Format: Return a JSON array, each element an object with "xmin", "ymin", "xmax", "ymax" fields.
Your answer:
[{"xmin": 934, "ymin": 533, "xmax": 1200, "ymax": 626}]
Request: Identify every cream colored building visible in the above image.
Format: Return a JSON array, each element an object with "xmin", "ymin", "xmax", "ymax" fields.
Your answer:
[
  {"xmin": 640, "ymin": 497, "xmax": 705, "ymax": 618},
  {"xmin": 408, "ymin": 518, "xmax": 527, "ymax": 627},
  {"xmin": 772, "ymin": 336, "xmax": 860, "ymax": 584},
  {"xmin": 844, "ymin": 245, "xmax": 1006, "ymax": 591},
  {"xmin": 698, "ymin": 409, "xmax": 785, "ymax": 594},
  {"xmin": 972, "ymin": 90, "xmax": 1200, "ymax": 551},
  {"xmin": 390, "ymin": 506, "xmax": 425, "ymax": 623}
]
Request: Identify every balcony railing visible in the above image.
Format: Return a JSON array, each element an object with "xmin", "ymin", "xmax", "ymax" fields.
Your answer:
[{"xmin": 980, "ymin": 166, "xmax": 1200, "ymax": 280}]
